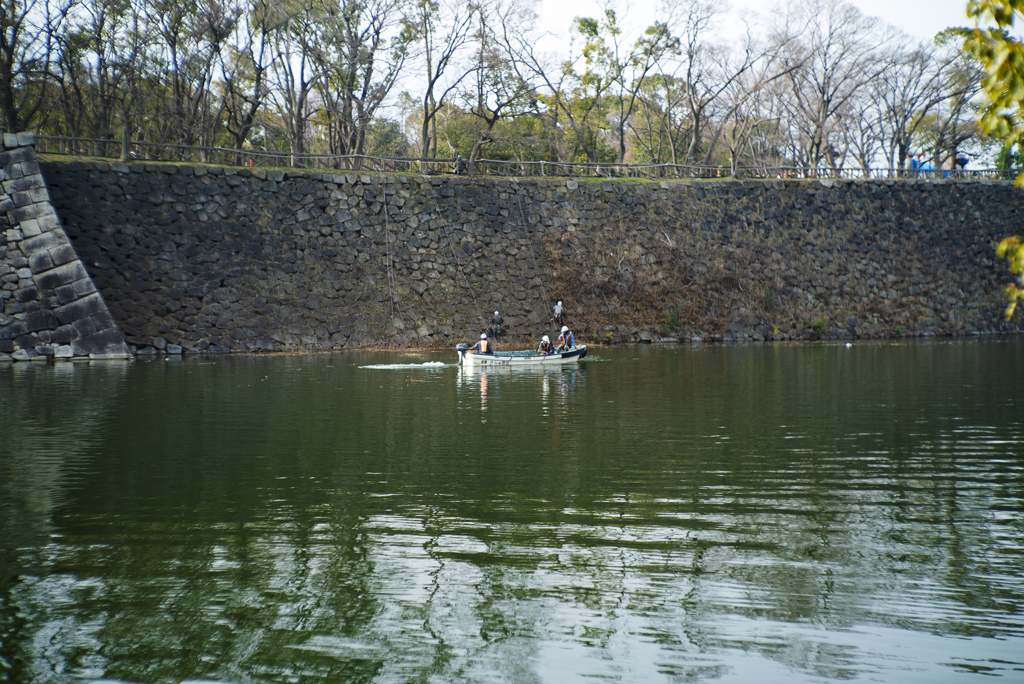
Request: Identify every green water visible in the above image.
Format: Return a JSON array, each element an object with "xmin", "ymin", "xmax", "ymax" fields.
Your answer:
[{"xmin": 1, "ymin": 340, "xmax": 1022, "ymax": 683}]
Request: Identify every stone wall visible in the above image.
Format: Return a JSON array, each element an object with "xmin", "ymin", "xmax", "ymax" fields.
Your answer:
[
  {"xmin": 30, "ymin": 159, "xmax": 1023, "ymax": 356},
  {"xmin": 0, "ymin": 139, "xmax": 130, "ymax": 361}
]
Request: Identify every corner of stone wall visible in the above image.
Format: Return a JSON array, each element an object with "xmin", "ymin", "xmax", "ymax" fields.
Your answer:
[{"xmin": 0, "ymin": 133, "xmax": 131, "ymax": 362}]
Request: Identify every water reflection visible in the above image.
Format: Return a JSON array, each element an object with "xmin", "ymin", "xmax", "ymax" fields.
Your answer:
[{"xmin": 1, "ymin": 342, "xmax": 1022, "ymax": 683}]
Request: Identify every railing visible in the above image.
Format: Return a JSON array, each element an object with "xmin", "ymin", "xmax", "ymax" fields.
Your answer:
[{"xmin": 34, "ymin": 135, "xmax": 1016, "ymax": 182}]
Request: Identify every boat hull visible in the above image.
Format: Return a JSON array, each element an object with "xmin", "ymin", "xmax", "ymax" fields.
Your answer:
[{"xmin": 457, "ymin": 345, "xmax": 587, "ymax": 366}]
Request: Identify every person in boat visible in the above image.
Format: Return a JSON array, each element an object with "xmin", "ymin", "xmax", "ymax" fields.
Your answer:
[
  {"xmin": 490, "ymin": 311, "xmax": 503, "ymax": 339},
  {"xmin": 536, "ymin": 335, "xmax": 553, "ymax": 355},
  {"xmin": 556, "ymin": 325, "xmax": 575, "ymax": 351},
  {"xmin": 467, "ymin": 333, "xmax": 493, "ymax": 354},
  {"xmin": 553, "ymin": 301, "xmax": 563, "ymax": 326}
]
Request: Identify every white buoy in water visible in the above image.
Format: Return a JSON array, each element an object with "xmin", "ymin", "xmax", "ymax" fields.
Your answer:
[{"xmin": 845, "ymin": 343, "xmax": 853, "ymax": 348}]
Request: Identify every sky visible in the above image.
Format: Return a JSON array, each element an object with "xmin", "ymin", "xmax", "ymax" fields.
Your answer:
[{"xmin": 535, "ymin": 0, "xmax": 975, "ymax": 45}]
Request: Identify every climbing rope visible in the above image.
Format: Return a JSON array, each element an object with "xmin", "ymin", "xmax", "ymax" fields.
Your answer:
[
  {"xmin": 382, "ymin": 184, "xmax": 400, "ymax": 320},
  {"xmin": 440, "ymin": 211, "xmax": 488, "ymax": 334},
  {"xmin": 517, "ymin": 190, "xmax": 551, "ymax": 312}
]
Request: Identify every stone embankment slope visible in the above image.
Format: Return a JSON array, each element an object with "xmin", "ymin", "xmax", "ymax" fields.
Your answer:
[
  {"xmin": 0, "ymin": 137, "xmax": 130, "ymax": 362},
  {"xmin": 5, "ymin": 154, "xmax": 1020, "ymax": 359}
]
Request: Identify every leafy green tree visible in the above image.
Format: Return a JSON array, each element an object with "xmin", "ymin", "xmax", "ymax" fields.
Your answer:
[
  {"xmin": 996, "ymin": 237, "xmax": 1024, "ymax": 318},
  {"xmin": 965, "ymin": 0, "xmax": 1024, "ymax": 318},
  {"xmin": 995, "ymin": 140, "xmax": 1024, "ymax": 168},
  {"xmin": 966, "ymin": 0, "xmax": 1024, "ymax": 181},
  {"xmin": 573, "ymin": 7, "xmax": 675, "ymax": 163},
  {"xmin": 458, "ymin": 0, "xmax": 536, "ymax": 171}
]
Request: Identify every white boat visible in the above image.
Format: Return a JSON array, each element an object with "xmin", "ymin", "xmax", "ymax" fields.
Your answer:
[{"xmin": 456, "ymin": 343, "xmax": 587, "ymax": 366}]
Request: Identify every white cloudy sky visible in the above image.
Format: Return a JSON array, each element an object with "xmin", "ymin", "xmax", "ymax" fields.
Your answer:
[{"xmin": 536, "ymin": 0, "xmax": 974, "ymax": 44}]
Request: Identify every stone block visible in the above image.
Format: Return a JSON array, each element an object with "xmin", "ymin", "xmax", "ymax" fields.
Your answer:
[
  {"xmin": 20, "ymin": 218, "xmax": 40, "ymax": 237},
  {"xmin": 28, "ymin": 251, "xmax": 52, "ymax": 272},
  {"xmin": 19, "ymin": 230, "xmax": 63, "ymax": 255},
  {"xmin": 36, "ymin": 261, "xmax": 88, "ymax": 291},
  {"xmin": 36, "ymin": 213, "xmax": 60, "ymax": 233},
  {"xmin": 9, "ymin": 202, "xmax": 49, "ymax": 223},
  {"xmin": 12, "ymin": 348, "xmax": 38, "ymax": 361},
  {"xmin": 0, "ymin": 321, "xmax": 27, "ymax": 339},
  {"xmin": 16, "ymin": 132, "xmax": 34, "ymax": 147},
  {"xmin": 73, "ymin": 327, "xmax": 127, "ymax": 356},
  {"xmin": 3, "ymin": 175, "xmax": 44, "ymax": 193},
  {"xmin": 166, "ymin": 344, "xmax": 183, "ymax": 354},
  {"xmin": 54, "ymin": 284, "xmax": 78, "ymax": 304},
  {"xmin": 72, "ymin": 315, "xmax": 96, "ymax": 337},
  {"xmin": 56, "ymin": 292, "xmax": 106, "ymax": 325},
  {"xmin": 89, "ymin": 310, "xmax": 116, "ymax": 330},
  {"xmin": 12, "ymin": 186, "xmax": 49, "ymax": 207},
  {"xmin": 25, "ymin": 309, "xmax": 59, "ymax": 332},
  {"xmin": 54, "ymin": 344, "xmax": 74, "ymax": 358},
  {"xmin": 0, "ymin": 339, "xmax": 12, "ymax": 352},
  {"xmin": 14, "ymin": 332, "xmax": 39, "ymax": 348},
  {"xmin": 72, "ymin": 278, "xmax": 97, "ymax": 296},
  {"xmin": 49, "ymin": 243, "xmax": 79, "ymax": 266},
  {"xmin": 51, "ymin": 324, "xmax": 76, "ymax": 344},
  {"xmin": 3, "ymin": 133, "xmax": 18, "ymax": 148},
  {"xmin": 15, "ymin": 160, "xmax": 40, "ymax": 177}
]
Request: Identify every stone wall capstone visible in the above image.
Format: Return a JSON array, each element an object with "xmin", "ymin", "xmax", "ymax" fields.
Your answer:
[
  {"xmin": 36, "ymin": 161, "xmax": 1024, "ymax": 356},
  {"xmin": 0, "ymin": 138, "xmax": 130, "ymax": 362}
]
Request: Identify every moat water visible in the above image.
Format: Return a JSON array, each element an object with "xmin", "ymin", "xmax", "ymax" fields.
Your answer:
[{"xmin": 1, "ymin": 340, "xmax": 1022, "ymax": 683}]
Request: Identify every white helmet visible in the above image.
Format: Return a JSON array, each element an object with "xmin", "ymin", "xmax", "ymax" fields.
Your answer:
[
  {"xmin": 561, "ymin": 326, "xmax": 568, "ymax": 333},
  {"xmin": 494, "ymin": 311, "xmax": 499, "ymax": 316},
  {"xmin": 542, "ymin": 335, "xmax": 549, "ymax": 342},
  {"xmin": 481, "ymin": 333, "xmax": 487, "ymax": 339},
  {"xmin": 557, "ymin": 301, "xmax": 562, "ymax": 306}
]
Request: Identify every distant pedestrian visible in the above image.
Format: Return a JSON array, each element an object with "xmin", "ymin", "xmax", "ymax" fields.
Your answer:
[
  {"xmin": 453, "ymin": 155, "xmax": 467, "ymax": 175},
  {"xmin": 490, "ymin": 311, "xmax": 503, "ymax": 339},
  {"xmin": 553, "ymin": 300, "xmax": 563, "ymax": 326}
]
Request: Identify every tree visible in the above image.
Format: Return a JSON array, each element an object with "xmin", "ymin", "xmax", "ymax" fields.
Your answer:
[
  {"xmin": 403, "ymin": 0, "xmax": 475, "ymax": 161},
  {"xmin": 966, "ymin": 0, "xmax": 1024, "ymax": 182},
  {"xmin": 0, "ymin": 0, "xmax": 75, "ymax": 132},
  {"xmin": 996, "ymin": 236, "xmax": 1024, "ymax": 318},
  {"xmin": 966, "ymin": 0, "xmax": 1024, "ymax": 319},
  {"xmin": 266, "ymin": 0, "xmax": 320, "ymax": 161},
  {"xmin": 518, "ymin": 13, "xmax": 620, "ymax": 163},
  {"xmin": 775, "ymin": 0, "xmax": 890, "ymax": 169},
  {"xmin": 313, "ymin": 0, "xmax": 408, "ymax": 165},
  {"xmin": 572, "ymin": 3, "xmax": 675, "ymax": 163},
  {"xmin": 219, "ymin": 0, "xmax": 277, "ymax": 163},
  {"xmin": 458, "ymin": 0, "xmax": 536, "ymax": 170},
  {"xmin": 872, "ymin": 37, "xmax": 947, "ymax": 170},
  {"xmin": 145, "ymin": 0, "xmax": 237, "ymax": 148}
]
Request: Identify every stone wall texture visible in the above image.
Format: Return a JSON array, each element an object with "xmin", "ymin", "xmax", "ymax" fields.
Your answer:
[
  {"xmin": 0, "ymin": 140, "xmax": 130, "ymax": 361},
  {"xmin": 23, "ymin": 158, "xmax": 1023, "ymax": 356}
]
